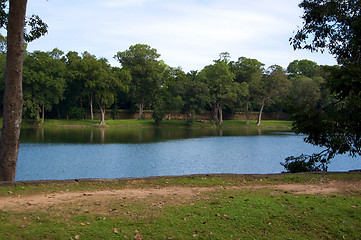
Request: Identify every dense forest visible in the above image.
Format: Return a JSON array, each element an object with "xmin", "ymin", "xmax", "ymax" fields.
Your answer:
[{"xmin": 0, "ymin": 42, "xmax": 335, "ymax": 125}]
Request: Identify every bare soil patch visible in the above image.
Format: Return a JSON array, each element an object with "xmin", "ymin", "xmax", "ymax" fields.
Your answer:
[{"xmin": 1, "ymin": 178, "xmax": 360, "ymax": 212}]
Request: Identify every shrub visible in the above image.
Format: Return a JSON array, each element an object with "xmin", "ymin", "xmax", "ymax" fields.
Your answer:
[
  {"xmin": 69, "ymin": 107, "xmax": 85, "ymax": 120},
  {"xmin": 152, "ymin": 99, "xmax": 165, "ymax": 125}
]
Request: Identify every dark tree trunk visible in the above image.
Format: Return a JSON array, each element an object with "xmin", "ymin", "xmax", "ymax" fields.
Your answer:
[
  {"xmin": 245, "ymin": 100, "xmax": 250, "ymax": 125},
  {"xmin": 211, "ymin": 103, "xmax": 218, "ymax": 122},
  {"xmin": 89, "ymin": 95, "xmax": 94, "ymax": 120},
  {"xmin": 218, "ymin": 104, "xmax": 223, "ymax": 125},
  {"xmin": 138, "ymin": 99, "xmax": 144, "ymax": 120},
  {"xmin": 0, "ymin": 0, "xmax": 28, "ymax": 182},
  {"xmin": 257, "ymin": 98, "xmax": 265, "ymax": 126},
  {"xmin": 41, "ymin": 105, "xmax": 45, "ymax": 123}
]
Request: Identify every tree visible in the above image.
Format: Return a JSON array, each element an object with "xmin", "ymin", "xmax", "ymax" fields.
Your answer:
[
  {"xmin": 199, "ymin": 59, "xmax": 236, "ymax": 124},
  {"xmin": 0, "ymin": 0, "xmax": 47, "ymax": 181},
  {"xmin": 286, "ymin": 75, "xmax": 322, "ymax": 110},
  {"xmin": 176, "ymin": 71, "xmax": 210, "ymax": 124},
  {"xmin": 115, "ymin": 44, "xmax": 164, "ymax": 119},
  {"xmin": 94, "ymin": 59, "xmax": 128, "ymax": 125},
  {"xmin": 230, "ymin": 57, "xmax": 264, "ymax": 124},
  {"xmin": 286, "ymin": 0, "xmax": 361, "ymax": 171},
  {"xmin": 81, "ymin": 52, "xmax": 127, "ymax": 125},
  {"xmin": 80, "ymin": 52, "xmax": 101, "ymax": 120},
  {"xmin": 255, "ymin": 65, "xmax": 290, "ymax": 126},
  {"xmin": 287, "ymin": 59, "xmax": 320, "ymax": 78},
  {"xmin": 22, "ymin": 50, "xmax": 66, "ymax": 122},
  {"xmin": 0, "ymin": 0, "xmax": 27, "ymax": 181},
  {"xmin": 155, "ymin": 66, "xmax": 186, "ymax": 122},
  {"xmin": 61, "ymin": 51, "xmax": 85, "ymax": 119}
]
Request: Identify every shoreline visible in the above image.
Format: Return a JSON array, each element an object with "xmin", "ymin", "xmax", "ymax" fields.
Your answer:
[
  {"xmin": 12, "ymin": 119, "xmax": 293, "ymax": 129},
  {"xmin": 2, "ymin": 171, "xmax": 360, "ymax": 186}
]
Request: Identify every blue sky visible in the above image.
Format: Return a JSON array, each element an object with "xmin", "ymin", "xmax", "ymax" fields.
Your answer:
[{"xmin": 26, "ymin": 0, "xmax": 337, "ymax": 72}]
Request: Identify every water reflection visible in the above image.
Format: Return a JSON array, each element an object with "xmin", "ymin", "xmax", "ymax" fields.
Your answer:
[
  {"xmin": 16, "ymin": 127, "xmax": 361, "ymax": 181},
  {"xmin": 20, "ymin": 127, "xmax": 287, "ymax": 144}
]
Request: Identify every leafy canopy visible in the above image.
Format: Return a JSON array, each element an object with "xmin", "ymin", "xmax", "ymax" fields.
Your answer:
[{"xmin": 286, "ymin": 0, "xmax": 361, "ymax": 172}]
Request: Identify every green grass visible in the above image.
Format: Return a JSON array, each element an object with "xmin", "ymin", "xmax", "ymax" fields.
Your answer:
[
  {"xmin": 222, "ymin": 120, "xmax": 293, "ymax": 128},
  {"xmin": 1, "ymin": 174, "xmax": 360, "ymax": 239},
  {"xmin": 1, "ymin": 173, "xmax": 360, "ymax": 197},
  {"xmin": 0, "ymin": 117, "xmax": 293, "ymax": 129}
]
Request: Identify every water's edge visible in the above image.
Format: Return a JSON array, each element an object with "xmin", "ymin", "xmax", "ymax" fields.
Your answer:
[{"xmin": 3, "ymin": 171, "xmax": 361, "ymax": 186}]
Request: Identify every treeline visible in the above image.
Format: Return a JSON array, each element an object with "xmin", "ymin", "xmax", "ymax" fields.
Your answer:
[{"xmin": 0, "ymin": 43, "xmax": 335, "ymax": 125}]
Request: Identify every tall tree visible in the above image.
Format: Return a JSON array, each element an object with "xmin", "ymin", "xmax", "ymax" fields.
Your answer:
[
  {"xmin": 80, "ymin": 52, "xmax": 100, "ymax": 120},
  {"xmin": 158, "ymin": 66, "xmax": 186, "ymax": 121},
  {"xmin": 22, "ymin": 50, "xmax": 66, "ymax": 122},
  {"xmin": 82, "ymin": 52, "xmax": 127, "ymax": 125},
  {"xmin": 255, "ymin": 65, "xmax": 290, "ymax": 126},
  {"xmin": 230, "ymin": 57, "xmax": 264, "ymax": 124},
  {"xmin": 0, "ymin": 0, "xmax": 27, "ymax": 181},
  {"xmin": 61, "ymin": 51, "xmax": 85, "ymax": 119},
  {"xmin": 178, "ymin": 74, "xmax": 210, "ymax": 124},
  {"xmin": 0, "ymin": 0, "xmax": 47, "ymax": 181},
  {"xmin": 94, "ymin": 59, "xmax": 128, "ymax": 125},
  {"xmin": 286, "ymin": 0, "xmax": 361, "ymax": 171},
  {"xmin": 114, "ymin": 44, "xmax": 164, "ymax": 119},
  {"xmin": 199, "ymin": 59, "xmax": 236, "ymax": 124}
]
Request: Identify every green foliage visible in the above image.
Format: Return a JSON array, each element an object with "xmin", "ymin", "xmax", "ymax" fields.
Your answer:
[
  {"xmin": 288, "ymin": 0, "xmax": 361, "ymax": 170},
  {"xmin": 24, "ymin": 14, "xmax": 48, "ymax": 42},
  {"xmin": 198, "ymin": 59, "xmax": 236, "ymax": 124},
  {"xmin": 152, "ymin": 98, "xmax": 165, "ymax": 125},
  {"xmin": 185, "ymin": 116, "xmax": 195, "ymax": 126},
  {"xmin": 281, "ymin": 154, "xmax": 329, "ymax": 173},
  {"xmin": 0, "ymin": 2, "xmax": 48, "ymax": 44},
  {"xmin": 161, "ymin": 67, "xmax": 186, "ymax": 118},
  {"xmin": 177, "ymin": 76, "xmax": 210, "ymax": 122},
  {"xmin": 290, "ymin": 0, "xmax": 361, "ymax": 65},
  {"xmin": 287, "ymin": 59, "xmax": 320, "ymax": 78},
  {"xmin": 258, "ymin": 65, "xmax": 290, "ymax": 107},
  {"xmin": 115, "ymin": 44, "xmax": 165, "ymax": 119},
  {"xmin": 22, "ymin": 50, "xmax": 67, "ymax": 120},
  {"xmin": 68, "ymin": 107, "xmax": 85, "ymax": 120}
]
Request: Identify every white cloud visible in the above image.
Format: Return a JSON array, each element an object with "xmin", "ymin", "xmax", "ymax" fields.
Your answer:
[{"xmin": 26, "ymin": 0, "xmax": 336, "ymax": 72}]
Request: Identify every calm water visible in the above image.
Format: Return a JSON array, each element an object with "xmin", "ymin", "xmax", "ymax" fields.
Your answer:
[{"xmin": 16, "ymin": 127, "xmax": 361, "ymax": 181}]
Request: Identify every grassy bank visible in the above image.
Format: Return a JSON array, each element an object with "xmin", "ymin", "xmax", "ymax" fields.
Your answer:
[
  {"xmin": 1, "ymin": 173, "xmax": 360, "ymax": 239},
  {"xmin": 0, "ymin": 118, "xmax": 293, "ymax": 129}
]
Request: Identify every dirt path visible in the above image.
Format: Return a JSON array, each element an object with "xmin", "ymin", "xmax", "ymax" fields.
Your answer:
[{"xmin": 1, "ymin": 179, "xmax": 360, "ymax": 211}]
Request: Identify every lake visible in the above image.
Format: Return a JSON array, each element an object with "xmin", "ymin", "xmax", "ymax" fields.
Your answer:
[{"xmin": 16, "ymin": 127, "xmax": 361, "ymax": 181}]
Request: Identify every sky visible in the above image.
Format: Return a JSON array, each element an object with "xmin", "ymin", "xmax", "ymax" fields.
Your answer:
[{"xmin": 25, "ymin": 0, "xmax": 337, "ymax": 72}]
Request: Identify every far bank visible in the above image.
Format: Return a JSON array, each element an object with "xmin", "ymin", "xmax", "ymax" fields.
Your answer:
[{"xmin": 7, "ymin": 119, "xmax": 293, "ymax": 129}]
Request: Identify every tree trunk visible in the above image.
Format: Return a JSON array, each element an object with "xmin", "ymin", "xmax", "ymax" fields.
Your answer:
[
  {"xmin": 89, "ymin": 96, "xmax": 94, "ymax": 120},
  {"xmin": 138, "ymin": 99, "xmax": 144, "ymax": 120},
  {"xmin": 218, "ymin": 104, "xmax": 223, "ymax": 125},
  {"xmin": 211, "ymin": 103, "xmax": 218, "ymax": 122},
  {"xmin": 168, "ymin": 113, "xmax": 171, "ymax": 120},
  {"xmin": 0, "ymin": 0, "xmax": 28, "ymax": 182},
  {"xmin": 99, "ymin": 106, "xmax": 106, "ymax": 125},
  {"xmin": 257, "ymin": 98, "xmax": 265, "ymax": 126},
  {"xmin": 245, "ymin": 100, "xmax": 250, "ymax": 125},
  {"xmin": 41, "ymin": 105, "xmax": 45, "ymax": 123}
]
